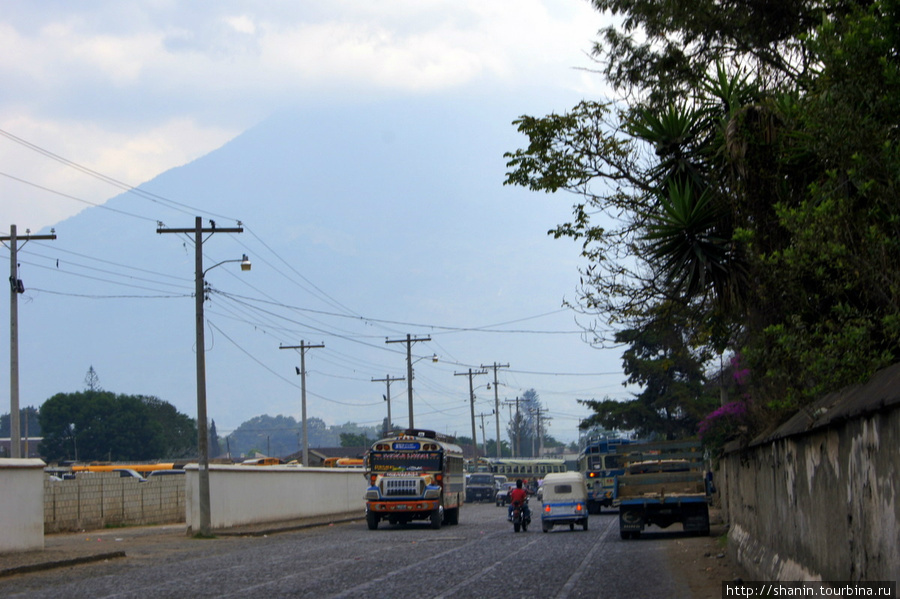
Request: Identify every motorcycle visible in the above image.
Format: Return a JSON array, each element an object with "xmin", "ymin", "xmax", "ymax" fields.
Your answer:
[{"xmin": 509, "ymin": 499, "xmax": 531, "ymax": 532}]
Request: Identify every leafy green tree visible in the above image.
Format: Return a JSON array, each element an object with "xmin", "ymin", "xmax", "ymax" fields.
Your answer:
[
  {"xmin": 0, "ymin": 407, "xmax": 41, "ymax": 438},
  {"xmin": 39, "ymin": 391, "xmax": 174, "ymax": 462},
  {"xmin": 507, "ymin": 0, "xmax": 900, "ymax": 431},
  {"xmin": 339, "ymin": 432, "xmax": 371, "ymax": 447},
  {"xmin": 141, "ymin": 396, "xmax": 197, "ymax": 459},
  {"xmin": 579, "ymin": 302, "xmax": 718, "ymax": 439}
]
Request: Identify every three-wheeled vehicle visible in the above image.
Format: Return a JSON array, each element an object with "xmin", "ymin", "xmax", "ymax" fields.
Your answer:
[{"xmin": 540, "ymin": 472, "xmax": 589, "ymax": 533}]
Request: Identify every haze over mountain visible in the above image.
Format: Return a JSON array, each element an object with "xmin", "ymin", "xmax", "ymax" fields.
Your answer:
[{"xmin": 5, "ymin": 92, "xmax": 629, "ymax": 444}]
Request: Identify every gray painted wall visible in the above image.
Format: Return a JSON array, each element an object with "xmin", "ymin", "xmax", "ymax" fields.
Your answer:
[{"xmin": 718, "ymin": 363, "xmax": 900, "ymax": 582}]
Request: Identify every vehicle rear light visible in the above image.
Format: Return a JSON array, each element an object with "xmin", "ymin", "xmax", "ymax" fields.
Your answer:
[
  {"xmin": 544, "ymin": 505, "xmax": 551, "ymax": 513},
  {"xmin": 575, "ymin": 503, "xmax": 583, "ymax": 512}
]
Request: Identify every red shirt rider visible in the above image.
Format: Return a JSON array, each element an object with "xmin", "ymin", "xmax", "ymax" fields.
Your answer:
[{"xmin": 510, "ymin": 480, "xmax": 529, "ymax": 506}]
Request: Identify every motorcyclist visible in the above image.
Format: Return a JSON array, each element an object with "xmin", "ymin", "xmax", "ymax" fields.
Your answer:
[{"xmin": 507, "ymin": 478, "xmax": 531, "ymax": 522}]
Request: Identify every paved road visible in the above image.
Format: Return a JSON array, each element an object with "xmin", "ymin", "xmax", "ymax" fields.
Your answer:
[{"xmin": 0, "ymin": 503, "xmax": 693, "ymax": 599}]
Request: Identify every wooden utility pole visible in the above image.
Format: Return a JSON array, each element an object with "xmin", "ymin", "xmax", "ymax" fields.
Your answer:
[
  {"xmin": 481, "ymin": 362, "xmax": 509, "ymax": 458},
  {"xmin": 157, "ymin": 217, "xmax": 245, "ymax": 536},
  {"xmin": 372, "ymin": 374, "xmax": 404, "ymax": 437},
  {"xmin": 455, "ymin": 368, "xmax": 487, "ymax": 459},
  {"xmin": 281, "ymin": 341, "xmax": 325, "ymax": 466},
  {"xmin": 477, "ymin": 411, "xmax": 493, "ymax": 459},
  {"xmin": 385, "ymin": 334, "xmax": 431, "ymax": 428},
  {"xmin": 504, "ymin": 396, "xmax": 521, "ymax": 457},
  {"xmin": 2, "ymin": 225, "xmax": 56, "ymax": 458}
]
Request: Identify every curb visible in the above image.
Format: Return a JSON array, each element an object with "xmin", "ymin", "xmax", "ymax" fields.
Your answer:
[{"xmin": 0, "ymin": 551, "xmax": 127, "ymax": 579}]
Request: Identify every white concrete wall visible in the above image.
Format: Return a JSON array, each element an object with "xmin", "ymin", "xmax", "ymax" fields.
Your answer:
[
  {"xmin": 185, "ymin": 465, "xmax": 367, "ymax": 532},
  {"xmin": 0, "ymin": 458, "xmax": 46, "ymax": 553}
]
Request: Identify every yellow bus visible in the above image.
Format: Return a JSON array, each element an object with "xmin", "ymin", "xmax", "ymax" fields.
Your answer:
[
  {"xmin": 364, "ymin": 429, "xmax": 465, "ymax": 530},
  {"xmin": 72, "ymin": 462, "xmax": 184, "ymax": 475}
]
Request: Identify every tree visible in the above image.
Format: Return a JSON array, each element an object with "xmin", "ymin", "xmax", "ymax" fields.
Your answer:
[
  {"xmin": 39, "ymin": 391, "xmax": 178, "ymax": 462},
  {"xmin": 505, "ymin": 390, "xmax": 544, "ymax": 457},
  {"xmin": 209, "ymin": 419, "xmax": 222, "ymax": 459},
  {"xmin": 84, "ymin": 366, "xmax": 101, "ymax": 391},
  {"xmin": 579, "ymin": 301, "xmax": 719, "ymax": 439},
  {"xmin": 339, "ymin": 432, "xmax": 370, "ymax": 447},
  {"xmin": 0, "ymin": 407, "xmax": 41, "ymax": 438},
  {"xmin": 506, "ymin": 0, "xmax": 900, "ymax": 433}
]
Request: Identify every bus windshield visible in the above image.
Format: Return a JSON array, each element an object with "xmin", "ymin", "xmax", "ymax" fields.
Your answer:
[{"xmin": 369, "ymin": 451, "xmax": 442, "ymax": 473}]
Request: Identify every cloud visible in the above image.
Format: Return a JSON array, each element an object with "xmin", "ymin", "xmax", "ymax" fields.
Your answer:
[{"xmin": 0, "ymin": 0, "xmax": 603, "ymax": 229}]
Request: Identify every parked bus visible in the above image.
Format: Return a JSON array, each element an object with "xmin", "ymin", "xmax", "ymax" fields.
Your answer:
[
  {"xmin": 324, "ymin": 457, "xmax": 364, "ymax": 468},
  {"xmin": 364, "ymin": 429, "xmax": 464, "ymax": 530},
  {"xmin": 464, "ymin": 457, "xmax": 492, "ymax": 473},
  {"xmin": 72, "ymin": 462, "xmax": 184, "ymax": 475},
  {"xmin": 488, "ymin": 457, "xmax": 566, "ymax": 480},
  {"xmin": 577, "ymin": 437, "xmax": 633, "ymax": 513}
]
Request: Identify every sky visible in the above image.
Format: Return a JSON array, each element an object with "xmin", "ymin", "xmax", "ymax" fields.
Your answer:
[{"xmin": 0, "ymin": 1, "xmax": 632, "ymax": 448}]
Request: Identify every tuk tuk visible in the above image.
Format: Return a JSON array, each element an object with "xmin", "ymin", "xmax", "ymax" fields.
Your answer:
[{"xmin": 540, "ymin": 472, "xmax": 589, "ymax": 532}]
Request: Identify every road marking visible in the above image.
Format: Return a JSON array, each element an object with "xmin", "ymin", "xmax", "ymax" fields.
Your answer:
[
  {"xmin": 430, "ymin": 535, "xmax": 545, "ymax": 599},
  {"xmin": 553, "ymin": 515, "xmax": 617, "ymax": 599}
]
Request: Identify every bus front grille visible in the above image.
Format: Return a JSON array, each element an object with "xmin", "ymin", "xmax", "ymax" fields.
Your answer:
[{"xmin": 383, "ymin": 478, "xmax": 421, "ymax": 496}]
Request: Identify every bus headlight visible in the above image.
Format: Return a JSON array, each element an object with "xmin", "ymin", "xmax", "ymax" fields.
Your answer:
[
  {"xmin": 423, "ymin": 486, "xmax": 440, "ymax": 500},
  {"xmin": 365, "ymin": 488, "xmax": 380, "ymax": 501}
]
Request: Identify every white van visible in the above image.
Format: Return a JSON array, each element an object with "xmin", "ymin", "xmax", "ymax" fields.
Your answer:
[{"xmin": 540, "ymin": 472, "xmax": 589, "ymax": 532}]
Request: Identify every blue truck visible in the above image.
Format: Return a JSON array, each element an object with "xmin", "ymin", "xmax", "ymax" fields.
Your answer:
[{"xmin": 614, "ymin": 440, "xmax": 712, "ymax": 539}]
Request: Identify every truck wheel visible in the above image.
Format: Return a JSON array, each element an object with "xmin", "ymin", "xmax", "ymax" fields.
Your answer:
[
  {"xmin": 446, "ymin": 507, "xmax": 459, "ymax": 525},
  {"xmin": 366, "ymin": 511, "xmax": 378, "ymax": 530},
  {"xmin": 430, "ymin": 507, "xmax": 442, "ymax": 529}
]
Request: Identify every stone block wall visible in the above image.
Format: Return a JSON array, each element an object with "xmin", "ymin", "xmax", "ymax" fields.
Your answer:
[{"xmin": 44, "ymin": 472, "xmax": 185, "ymax": 533}]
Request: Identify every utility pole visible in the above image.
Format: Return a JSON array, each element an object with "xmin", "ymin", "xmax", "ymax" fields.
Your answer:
[
  {"xmin": 481, "ymin": 362, "xmax": 509, "ymax": 458},
  {"xmin": 455, "ymin": 368, "xmax": 487, "ymax": 459},
  {"xmin": 503, "ymin": 396, "xmax": 521, "ymax": 457},
  {"xmin": 157, "ymin": 217, "xmax": 246, "ymax": 537},
  {"xmin": 372, "ymin": 374, "xmax": 404, "ymax": 437},
  {"xmin": 477, "ymin": 411, "xmax": 493, "ymax": 459},
  {"xmin": 531, "ymin": 406, "xmax": 550, "ymax": 457},
  {"xmin": 385, "ymin": 334, "xmax": 431, "ymax": 429},
  {"xmin": 281, "ymin": 341, "xmax": 324, "ymax": 467},
  {"xmin": 2, "ymin": 225, "xmax": 56, "ymax": 459}
]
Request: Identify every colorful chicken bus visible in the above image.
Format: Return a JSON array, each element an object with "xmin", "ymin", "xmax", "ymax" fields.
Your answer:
[
  {"xmin": 577, "ymin": 437, "xmax": 632, "ymax": 513},
  {"xmin": 364, "ymin": 429, "xmax": 465, "ymax": 530}
]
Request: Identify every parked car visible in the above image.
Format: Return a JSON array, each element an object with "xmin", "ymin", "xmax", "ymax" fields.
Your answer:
[
  {"xmin": 495, "ymin": 482, "xmax": 518, "ymax": 506},
  {"xmin": 113, "ymin": 468, "xmax": 147, "ymax": 482},
  {"xmin": 147, "ymin": 469, "xmax": 185, "ymax": 478}
]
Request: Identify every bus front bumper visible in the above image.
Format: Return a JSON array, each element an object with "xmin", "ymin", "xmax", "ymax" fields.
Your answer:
[{"xmin": 367, "ymin": 500, "xmax": 439, "ymax": 513}]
